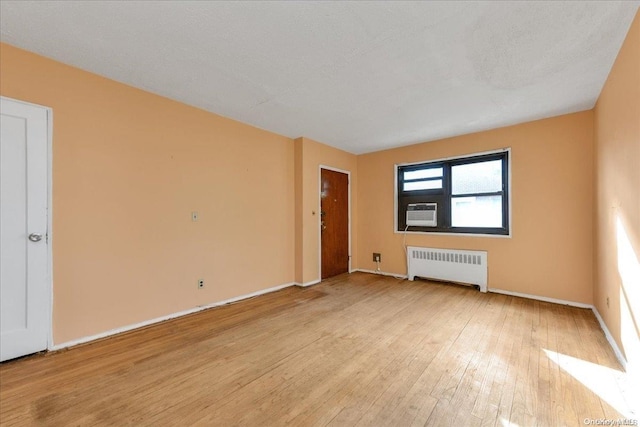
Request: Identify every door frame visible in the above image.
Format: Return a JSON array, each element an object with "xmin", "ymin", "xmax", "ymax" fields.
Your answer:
[
  {"xmin": 318, "ymin": 165, "xmax": 352, "ymax": 281},
  {"xmin": 1, "ymin": 96, "xmax": 54, "ymax": 352}
]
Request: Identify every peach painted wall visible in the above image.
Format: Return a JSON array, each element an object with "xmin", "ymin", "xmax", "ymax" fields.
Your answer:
[
  {"xmin": 357, "ymin": 111, "xmax": 594, "ymax": 304},
  {"xmin": 294, "ymin": 137, "xmax": 358, "ymax": 285},
  {"xmin": 594, "ymin": 11, "xmax": 639, "ymax": 375},
  {"xmin": 0, "ymin": 43, "xmax": 295, "ymax": 345}
]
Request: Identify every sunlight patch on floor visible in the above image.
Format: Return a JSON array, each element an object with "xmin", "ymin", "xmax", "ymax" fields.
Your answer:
[{"xmin": 543, "ymin": 349, "xmax": 634, "ymax": 418}]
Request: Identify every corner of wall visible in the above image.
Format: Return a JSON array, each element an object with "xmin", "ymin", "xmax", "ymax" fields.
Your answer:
[
  {"xmin": 294, "ymin": 138, "xmax": 304, "ymax": 284},
  {"xmin": 592, "ymin": 10, "xmax": 640, "ymax": 381}
]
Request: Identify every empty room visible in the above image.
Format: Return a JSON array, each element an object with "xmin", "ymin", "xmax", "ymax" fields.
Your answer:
[{"xmin": 0, "ymin": 1, "xmax": 638, "ymax": 426}]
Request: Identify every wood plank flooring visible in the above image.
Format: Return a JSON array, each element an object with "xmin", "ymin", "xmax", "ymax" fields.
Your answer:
[{"xmin": 0, "ymin": 272, "xmax": 633, "ymax": 426}]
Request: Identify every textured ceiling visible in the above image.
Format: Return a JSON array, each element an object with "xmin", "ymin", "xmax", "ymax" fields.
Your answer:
[{"xmin": 1, "ymin": 1, "xmax": 638, "ymax": 154}]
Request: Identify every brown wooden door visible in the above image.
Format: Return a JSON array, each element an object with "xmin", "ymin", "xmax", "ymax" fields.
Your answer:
[{"xmin": 321, "ymin": 169, "xmax": 349, "ymax": 279}]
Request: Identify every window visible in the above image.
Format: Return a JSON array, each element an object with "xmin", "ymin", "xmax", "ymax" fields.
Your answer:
[{"xmin": 397, "ymin": 151, "xmax": 509, "ymax": 235}]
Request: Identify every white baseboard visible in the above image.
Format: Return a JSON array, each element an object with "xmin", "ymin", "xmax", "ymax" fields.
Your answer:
[
  {"xmin": 295, "ymin": 279, "xmax": 321, "ymax": 287},
  {"xmin": 50, "ymin": 281, "xmax": 296, "ymax": 351},
  {"xmin": 355, "ymin": 268, "xmax": 407, "ymax": 279},
  {"xmin": 48, "ymin": 275, "xmax": 629, "ymax": 377},
  {"xmin": 489, "ymin": 288, "xmax": 593, "ymax": 309},
  {"xmin": 592, "ymin": 306, "xmax": 628, "ymax": 370}
]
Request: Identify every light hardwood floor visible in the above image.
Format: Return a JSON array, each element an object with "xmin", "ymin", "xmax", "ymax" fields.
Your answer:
[{"xmin": 0, "ymin": 272, "xmax": 634, "ymax": 426}]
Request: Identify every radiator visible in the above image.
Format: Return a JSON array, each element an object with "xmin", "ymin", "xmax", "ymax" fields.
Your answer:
[{"xmin": 407, "ymin": 246, "xmax": 488, "ymax": 292}]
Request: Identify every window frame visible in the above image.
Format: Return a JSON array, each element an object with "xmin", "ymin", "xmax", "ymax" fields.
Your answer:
[{"xmin": 395, "ymin": 149, "xmax": 511, "ymax": 236}]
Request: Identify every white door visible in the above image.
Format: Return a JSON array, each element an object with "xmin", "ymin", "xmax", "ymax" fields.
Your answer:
[{"xmin": 0, "ymin": 97, "xmax": 50, "ymax": 362}]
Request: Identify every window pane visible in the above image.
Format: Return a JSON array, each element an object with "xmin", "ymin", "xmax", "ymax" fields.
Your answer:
[
  {"xmin": 404, "ymin": 167, "xmax": 443, "ymax": 180},
  {"xmin": 404, "ymin": 179, "xmax": 442, "ymax": 191},
  {"xmin": 451, "ymin": 160, "xmax": 502, "ymax": 195},
  {"xmin": 451, "ymin": 195, "xmax": 503, "ymax": 228}
]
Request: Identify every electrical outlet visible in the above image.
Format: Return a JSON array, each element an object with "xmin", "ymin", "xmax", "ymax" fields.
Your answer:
[
  {"xmin": 198, "ymin": 279, "xmax": 204, "ymax": 289},
  {"xmin": 373, "ymin": 253, "xmax": 381, "ymax": 262},
  {"xmin": 606, "ymin": 296, "xmax": 609, "ymax": 308},
  {"xmin": 191, "ymin": 211, "xmax": 199, "ymax": 222}
]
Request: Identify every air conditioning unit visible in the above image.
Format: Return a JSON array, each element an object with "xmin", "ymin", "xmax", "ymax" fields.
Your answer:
[{"xmin": 406, "ymin": 203, "xmax": 437, "ymax": 227}]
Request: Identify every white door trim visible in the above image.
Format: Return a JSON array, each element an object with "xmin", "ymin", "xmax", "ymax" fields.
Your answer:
[
  {"xmin": 1, "ymin": 95, "xmax": 53, "ymax": 351},
  {"xmin": 318, "ymin": 165, "xmax": 352, "ymax": 282}
]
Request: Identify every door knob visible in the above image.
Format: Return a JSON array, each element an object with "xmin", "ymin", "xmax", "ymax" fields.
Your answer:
[{"xmin": 28, "ymin": 233, "xmax": 43, "ymax": 242}]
